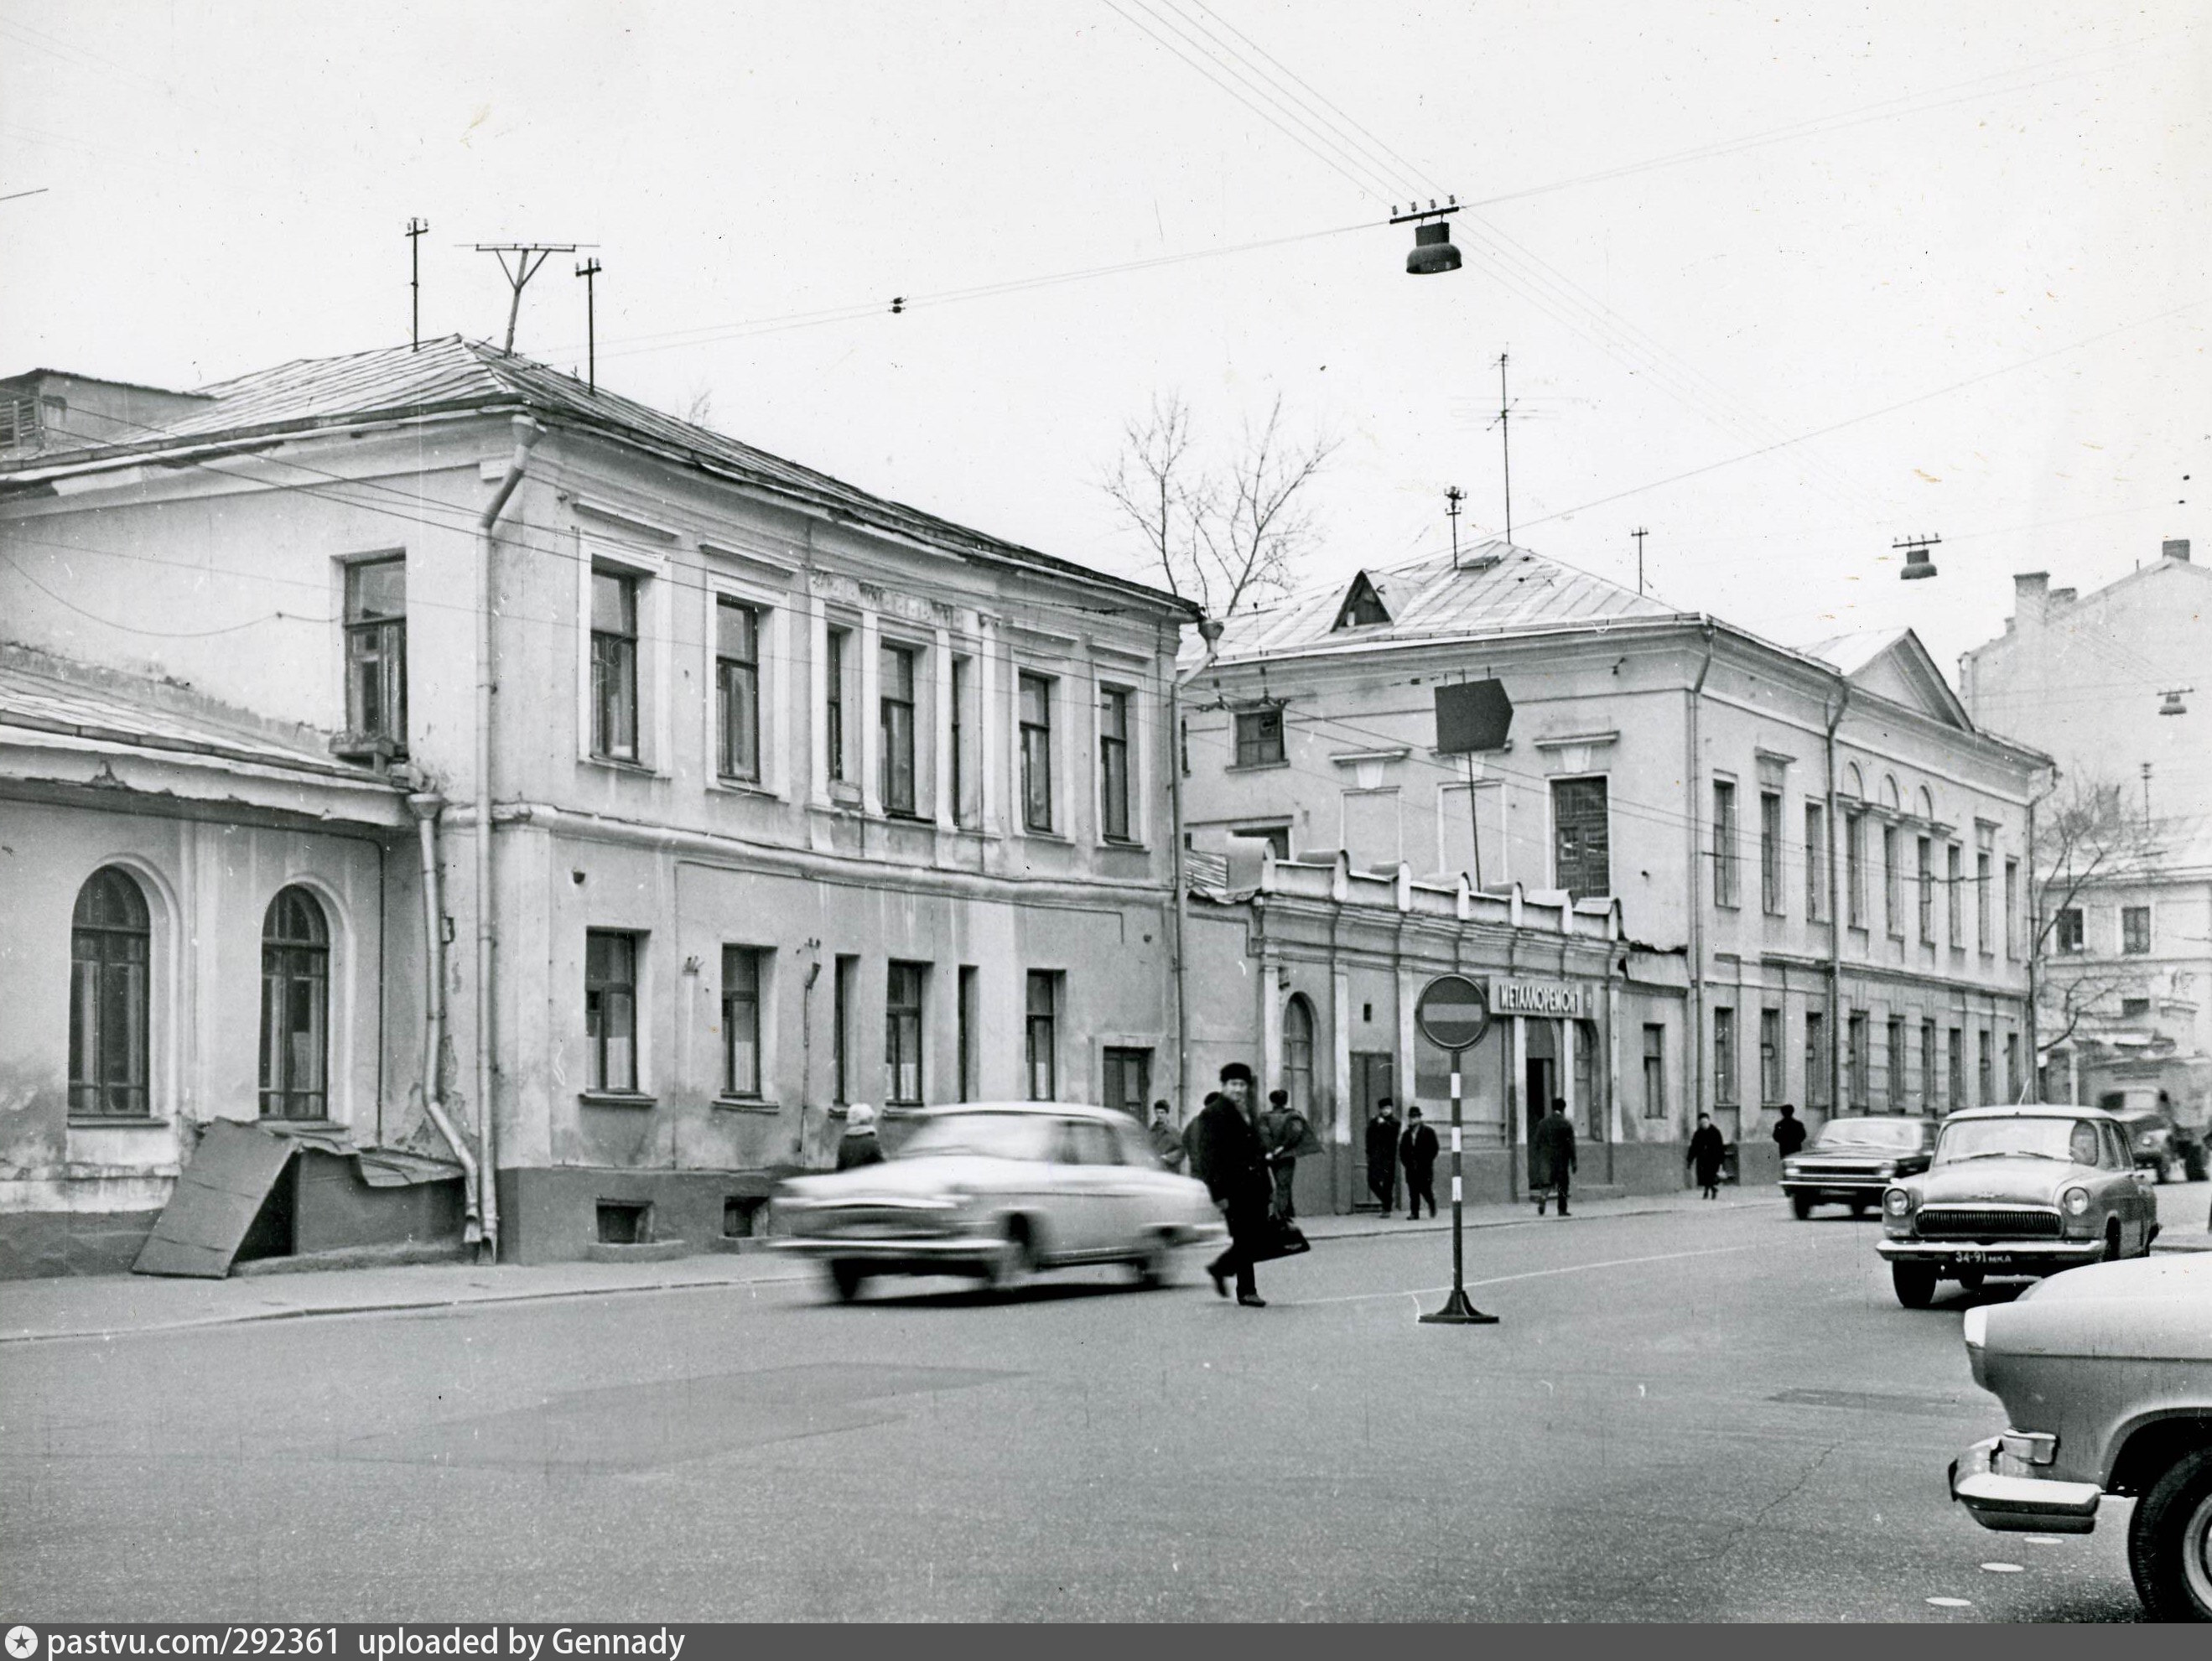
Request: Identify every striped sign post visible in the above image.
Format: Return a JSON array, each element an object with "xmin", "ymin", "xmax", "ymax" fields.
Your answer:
[{"xmin": 1415, "ymin": 973, "xmax": 1500, "ymax": 1326}]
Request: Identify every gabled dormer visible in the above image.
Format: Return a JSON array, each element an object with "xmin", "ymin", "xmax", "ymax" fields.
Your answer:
[{"xmin": 1331, "ymin": 570, "xmax": 1391, "ymax": 631}]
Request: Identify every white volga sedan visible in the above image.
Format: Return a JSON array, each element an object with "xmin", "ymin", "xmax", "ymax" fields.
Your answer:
[{"xmin": 769, "ymin": 1102, "xmax": 1227, "ymax": 1301}]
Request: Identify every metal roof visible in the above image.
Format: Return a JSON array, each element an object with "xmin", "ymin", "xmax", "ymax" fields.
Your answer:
[{"xmin": 5, "ymin": 337, "xmax": 1192, "ymax": 616}]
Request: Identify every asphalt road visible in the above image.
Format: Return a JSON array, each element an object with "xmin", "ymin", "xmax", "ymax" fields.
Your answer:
[{"xmin": 0, "ymin": 1197, "xmax": 2177, "ymax": 1622}]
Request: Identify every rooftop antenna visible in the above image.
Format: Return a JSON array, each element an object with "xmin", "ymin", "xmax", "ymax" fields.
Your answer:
[
  {"xmin": 1633, "ymin": 526, "xmax": 1649, "ymax": 596},
  {"xmin": 2142, "ymin": 760, "xmax": 2153, "ymax": 828},
  {"xmin": 575, "ymin": 257, "xmax": 603, "ymax": 391},
  {"xmin": 470, "ymin": 241, "xmax": 594, "ymax": 354},
  {"xmin": 1446, "ymin": 485, "xmax": 1465, "ymax": 569},
  {"xmin": 1487, "ymin": 353, "xmax": 1516, "ymax": 547},
  {"xmin": 406, "ymin": 218, "xmax": 428, "ymax": 352}
]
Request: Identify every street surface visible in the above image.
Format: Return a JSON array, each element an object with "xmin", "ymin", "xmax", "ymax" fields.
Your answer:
[{"xmin": 6, "ymin": 1186, "xmax": 2205, "ymax": 1622}]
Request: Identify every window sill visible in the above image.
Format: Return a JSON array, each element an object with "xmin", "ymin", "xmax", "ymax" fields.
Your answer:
[
  {"xmin": 714, "ymin": 1098, "xmax": 781, "ymax": 1115},
  {"xmin": 582, "ymin": 756, "xmax": 662, "ymax": 781},
  {"xmin": 1020, "ymin": 827, "xmax": 1072, "ymax": 843},
  {"xmin": 68, "ymin": 1115, "xmax": 169, "ymax": 1129},
  {"xmin": 1098, "ymin": 838, "xmax": 1150, "ymax": 854},
  {"xmin": 709, "ymin": 776, "xmax": 782, "ymax": 802},
  {"xmin": 1224, "ymin": 759, "xmax": 1290, "ymax": 773},
  {"xmin": 579, "ymin": 1091, "xmax": 657, "ymax": 1109}
]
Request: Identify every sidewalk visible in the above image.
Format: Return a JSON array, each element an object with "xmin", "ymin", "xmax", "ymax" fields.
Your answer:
[{"xmin": 3, "ymin": 1181, "xmax": 2200, "ymax": 1347}]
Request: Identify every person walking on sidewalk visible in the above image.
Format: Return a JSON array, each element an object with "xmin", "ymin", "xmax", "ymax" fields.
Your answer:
[
  {"xmin": 1772, "ymin": 1103, "xmax": 1807, "ymax": 1160},
  {"xmin": 1365, "ymin": 1097, "xmax": 1403, "ymax": 1214},
  {"xmin": 1187, "ymin": 1065, "xmax": 1272, "ymax": 1307},
  {"xmin": 1261, "ymin": 1087, "xmax": 1308, "ymax": 1222},
  {"xmin": 1399, "ymin": 1107, "xmax": 1440, "ymax": 1220},
  {"xmin": 1534, "ymin": 1098, "xmax": 1577, "ymax": 1217},
  {"xmin": 1688, "ymin": 1112, "xmax": 1727, "ymax": 1199},
  {"xmin": 836, "ymin": 1103, "xmax": 885, "ymax": 1170},
  {"xmin": 1148, "ymin": 1100, "xmax": 1186, "ymax": 1171}
]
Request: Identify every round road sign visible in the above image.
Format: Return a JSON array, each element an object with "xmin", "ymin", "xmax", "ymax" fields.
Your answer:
[{"xmin": 1416, "ymin": 973, "xmax": 1491, "ymax": 1053}]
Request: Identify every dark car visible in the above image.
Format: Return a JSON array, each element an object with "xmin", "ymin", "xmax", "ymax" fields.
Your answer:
[
  {"xmin": 2111, "ymin": 1108, "xmax": 2185, "ymax": 1184},
  {"xmin": 1780, "ymin": 1114, "xmax": 1937, "ymax": 1218}
]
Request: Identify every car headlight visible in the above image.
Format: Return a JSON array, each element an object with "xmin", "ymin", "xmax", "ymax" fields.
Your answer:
[
  {"xmin": 1783, "ymin": 1158, "xmax": 1801, "ymax": 1176},
  {"xmin": 2062, "ymin": 1186, "xmax": 2091, "ymax": 1216},
  {"xmin": 1876, "ymin": 1162, "xmax": 1898, "ymax": 1178},
  {"xmin": 2137, "ymin": 1134, "xmax": 2158, "ymax": 1150},
  {"xmin": 1883, "ymin": 1187, "xmax": 1912, "ymax": 1217}
]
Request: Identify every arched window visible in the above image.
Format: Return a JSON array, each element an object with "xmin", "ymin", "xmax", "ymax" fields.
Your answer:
[
  {"xmin": 260, "ymin": 886, "xmax": 330, "ymax": 1121},
  {"xmin": 70, "ymin": 867, "xmax": 150, "ymax": 1118},
  {"xmin": 1282, "ymin": 994, "xmax": 1316, "ymax": 1122}
]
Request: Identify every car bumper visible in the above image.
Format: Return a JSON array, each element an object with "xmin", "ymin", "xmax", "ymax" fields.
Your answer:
[
  {"xmin": 1782, "ymin": 1178, "xmax": 1889, "ymax": 1199},
  {"xmin": 773, "ymin": 1218, "xmax": 1224, "ymax": 1267},
  {"xmin": 1949, "ymin": 1437, "xmax": 2101, "ymax": 1534},
  {"xmin": 1877, "ymin": 1238, "xmax": 2106, "ymax": 1272}
]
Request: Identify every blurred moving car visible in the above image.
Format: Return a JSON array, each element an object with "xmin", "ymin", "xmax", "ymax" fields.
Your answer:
[
  {"xmin": 1781, "ymin": 1115, "xmax": 1937, "ymax": 1218},
  {"xmin": 770, "ymin": 1102, "xmax": 1226, "ymax": 1301},
  {"xmin": 1877, "ymin": 1106, "xmax": 2160, "ymax": 1308},
  {"xmin": 1949, "ymin": 1254, "xmax": 2212, "ymax": 1622},
  {"xmin": 2110, "ymin": 1105, "xmax": 2187, "ymax": 1185},
  {"xmin": 2100, "ymin": 1087, "xmax": 2209, "ymax": 1184}
]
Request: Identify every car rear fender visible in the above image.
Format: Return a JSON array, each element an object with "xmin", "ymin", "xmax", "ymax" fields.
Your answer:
[{"xmin": 2105, "ymin": 1412, "xmax": 2212, "ymax": 1497}]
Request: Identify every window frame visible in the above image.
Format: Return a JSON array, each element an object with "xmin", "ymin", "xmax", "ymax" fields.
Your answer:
[
  {"xmin": 2055, "ymin": 906, "xmax": 2085, "ymax": 954},
  {"xmin": 1712, "ymin": 1005, "xmax": 1738, "ymax": 1105},
  {"xmin": 1759, "ymin": 790, "xmax": 1784, "ymax": 915},
  {"xmin": 1847, "ymin": 1010, "xmax": 1869, "ymax": 1109},
  {"xmin": 1804, "ymin": 1010, "xmax": 1830, "ymax": 1108},
  {"xmin": 2121, "ymin": 905, "xmax": 2152, "ymax": 956},
  {"xmin": 1551, "ymin": 776, "xmax": 1611, "ymax": 901},
  {"xmin": 1711, "ymin": 779, "xmax": 1740, "ymax": 908},
  {"xmin": 1019, "ymin": 672, "xmax": 1057, "ymax": 833},
  {"xmin": 885, "ymin": 959, "xmax": 926, "ymax": 1106},
  {"xmin": 1025, "ymin": 969, "xmax": 1060, "ymax": 1100},
  {"xmin": 1886, "ymin": 1015, "xmax": 1907, "ymax": 1111},
  {"xmin": 342, "ymin": 553, "xmax": 408, "ymax": 755},
  {"xmin": 1233, "ymin": 705, "xmax": 1286, "ymax": 769},
  {"xmin": 69, "ymin": 866, "xmax": 153, "ymax": 1119},
  {"xmin": 1845, "ymin": 810, "xmax": 1867, "ymax": 928},
  {"xmin": 1946, "ymin": 843, "xmax": 1963, "ymax": 947},
  {"xmin": 1976, "ymin": 849, "xmax": 1993, "ymax": 954},
  {"xmin": 1920, "ymin": 1017, "xmax": 1938, "ymax": 1110},
  {"xmin": 260, "ymin": 886, "xmax": 332, "ymax": 1121},
  {"xmin": 1641, "ymin": 1024, "xmax": 1666, "ymax": 1119},
  {"xmin": 1098, "ymin": 683, "xmax": 1134, "ymax": 843},
  {"xmin": 1759, "ymin": 1007, "xmax": 1783, "ymax": 1103},
  {"xmin": 720, "ymin": 944, "xmax": 765, "ymax": 1100},
  {"xmin": 589, "ymin": 566, "xmax": 642, "ymax": 764},
  {"xmin": 1804, "ymin": 802, "xmax": 1826, "ymax": 921},
  {"xmin": 878, "ymin": 641, "xmax": 921, "ymax": 818},
  {"xmin": 584, "ymin": 929, "xmax": 642, "ymax": 1096},
  {"xmin": 714, "ymin": 596, "xmax": 762, "ymax": 785},
  {"xmin": 1882, "ymin": 823, "xmax": 1902, "ymax": 938}
]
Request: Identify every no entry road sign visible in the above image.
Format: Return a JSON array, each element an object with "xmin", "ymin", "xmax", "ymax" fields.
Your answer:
[{"xmin": 1415, "ymin": 973, "xmax": 1491, "ymax": 1054}]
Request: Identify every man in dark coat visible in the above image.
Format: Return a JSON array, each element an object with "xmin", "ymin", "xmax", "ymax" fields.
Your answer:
[
  {"xmin": 1399, "ymin": 1107, "xmax": 1440, "ymax": 1220},
  {"xmin": 1260, "ymin": 1087, "xmax": 1308, "ymax": 1222},
  {"xmin": 1533, "ymin": 1098, "xmax": 1577, "ymax": 1217},
  {"xmin": 1147, "ymin": 1100, "xmax": 1186, "ymax": 1171},
  {"xmin": 1187, "ymin": 1064, "xmax": 1271, "ymax": 1307},
  {"xmin": 1365, "ymin": 1098, "xmax": 1402, "ymax": 1214},
  {"xmin": 1688, "ymin": 1112, "xmax": 1727, "ymax": 1199},
  {"xmin": 1772, "ymin": 1103, "xmax": 1807, "ymax": 1160}
]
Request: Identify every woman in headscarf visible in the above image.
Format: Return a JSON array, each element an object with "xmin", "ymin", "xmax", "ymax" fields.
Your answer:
[{"xmin": 837, "ymin": 1102, "xmax": 885, "ymax": 1170}]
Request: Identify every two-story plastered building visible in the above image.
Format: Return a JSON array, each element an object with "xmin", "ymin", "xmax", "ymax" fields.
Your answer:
[{"xmin": 0, "ymin": 340, "xmax": 1193, "ymax": 1271}]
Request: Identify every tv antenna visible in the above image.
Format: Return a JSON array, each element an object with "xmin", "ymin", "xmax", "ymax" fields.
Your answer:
[
  {"xmin": 1633, "ymin": 527, "xmax": 1649, "ymax": 595},
  {"xmin": 470, "ymin": 241, "xmax": 595, "ymax": 354},
  {"xmin": 406, "ymin": 218, "xmax": 428, "ymax": 351},
  {"xmin": 1487, "ymin": 353, "xmax": 1516, "ymax": 546},
  {"xmin": 1446, "ymin": 486, "xmax": 1465, "ymax": 568},
  {"xmin": 575, "ymin": 257, "xmax": 603, "ymax": 391}
]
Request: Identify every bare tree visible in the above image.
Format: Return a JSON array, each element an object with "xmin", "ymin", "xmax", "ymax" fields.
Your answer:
[
  {"xmin": 2031, "ymin": 772, "xmax": 2167, "ymax": 1068},
  {"xmin": 1102, "ymin": 393, "xmax": 1337, "ymax": 620}
]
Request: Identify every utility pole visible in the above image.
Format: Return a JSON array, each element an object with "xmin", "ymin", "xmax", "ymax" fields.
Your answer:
[
  {"xmin": 2142, "ymin": 761, "xmax": 2154, "ymax": 828},
  {"xmin": 1489, "ymin": 353, "xmax": 1515, "ymax": 546},
  {"xmin": 1633, "ymin": 527, "xmax": 1649, "ymax": 595},
  {"xmin": 470, "ymin": 242, "xmax": 592, "ymax": 354},
  {"xmin": 575, "ymin": 257, "xmax": 603, "ymax": 391},
  {"xmin": 406, "ymin": 218, "xmax": 428, "ymax": 352},
  {"xmin": 1446, "ymin": 485, "xmax": 1465, "ymax": 569}
]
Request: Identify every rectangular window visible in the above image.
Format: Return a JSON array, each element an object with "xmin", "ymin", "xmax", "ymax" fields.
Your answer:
[
  {"xmin": 1552, "ymin": 777, "xmax": 1611, "ymax": 900},
  {"xmin": 832, "ymin": 953, "xmax": 856, "ymax": 1105},
  {"xmin": 2056, "ymin": 906, "xmax": 2085, "ymax": 953},
  {"xmin": 1887, "ymin": 1016, "xmax": 1906, "ymax": 1111},
  {"xmin": 1760, "ymin": 792, "xmax": 1783, "ymax": 915},
  {"xmin": 2120, "ymin": 996, "xmax": 2152, "ymax": 1019},
  {"xmin": 1099, "ymin": 686, "xmax": 1132, "ymax": 842},
  {"xmin": 1947, "ymin": 1027, "xmax": 1964, "ymax": 1110},
  {"xmin": 2004, "ymin": 1033, "xmax": 2019, "ymax": 1101},
  {"xmin": 1759, "ymin": 1008, "xmax": 1783, "ymax": 1103},
  {"xmin": 1847, "ymin": 1011, "xmax": 1869, "ymax": 1108},
  {"xmin": 1234, "ymin": 706, "xmax": 1285, "ymax": 767},
  {"xmin": 1977, "ymin": 852, "xmax": 1992, "ymax": 953},
  {"xmin": 879, "ymin": 643, "xmax": 918, "ymax": 817},
  {"xmin": 1846, "ymin": 812, "xmax": 1866, "ymax": 927},
  {"xmin": 2121, "ymin": 906, "xmax": 2151, "ymax": 955},
  {"xmin": 950, "ymin": 657, "xmax": 971, "ymax": 826},
  {"xmin": 1025, "ymin": 970, "xmax": 1059, "ymax": 1099},
  {"xmin": 1711, "ymin": 781, "xmax": 1739, "ymax": 907},
  {"xmin": 1921, "ymin": 1019, "xmax": 1938, "ymax": 1109},
  {"xmin": 720, "ymin": 946, "xmax": 763, "ymax": 1098},
  {"xmin": 2004, "ymin": 860, "xmax": 2019, "ymax": 959},
  {"xmin": 589, "ymin": 569, "xmax": 640, "ymax": 762},
  {"xmin": 1713, "ymin": 1006, "xmax": 1737, "ymax": 1104},
  {"xmin": 824, "ymin": 628, "xmax": 849, "ymax": 783},
  {"xmin": 1020, "ymin": 672, "xmax": 1055, "ymax": 833},
  {"xmin": 885, "ymin": 960, "xmax": 924, "ymax": 1105},
  {"xmin": 1804, "ymin": 803, "xmax": 1826, "ymax": 921},
  {"xmin": 714, "ymin": 599, "xmax": 761, "ymax": 783},
  {"xmin": 1102, "ymin": 1046, "xmax": 1151, "ymax": 1119},
  {"xmin": 584, "ymin": 931, "xmax": 639, "ymax": 1093},
  {"xmin": 1882, "ymin": 825, "xmax": 1901, "ymax": 937},
  {"xmin": 344, "ymin": 556, "xmax": 408, "ymax": 751},
  {"xmin": 1946, "ymin": 844, "xmax": 1963, "ymax": 946},
  {"xmin": 1642, "ymin": 1025, "xmax": 1666, "ymax": 1119},
  {"xmin": 957, "ymin": 965, "xmax": 979, "ymax": 1101},
  {"xmin": 1977, "ymin": 1029, "xmax": 1993, "ymax": 1103},
  {"xmin": 1804, "ymin": 1011, "xmax": 1830, "ymax": 1108},
  {"xmin": 1917, "ymin": 837, "xmax": 1934, "ymax": 943}
]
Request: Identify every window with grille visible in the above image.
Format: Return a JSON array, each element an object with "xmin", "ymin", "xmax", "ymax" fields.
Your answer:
[
  {"xmin": 260, "ymin": 887, "xmax": 330, "ymax": 1119},
  {"xmin": 715, "ymin": 600, "xmax": 760, "ymax": 783},
  {"xmin": 1552, "ymin": 777, "xmax": 1610, "ymax": 900},
  {"xmin": 1711, "ymin": 781, "xmax": 1739, "ymax": 907},
  {"xmin": 880, "ymin": 644, "xmax": 918, "ymax": 816},
  {"xmin": 1099, "ymin": 686, "xmax": 1132, "ymax": 842},
  {"xmin": 721, "ymin": 946, "xmax": 763, "ymax": 1098},
  {"xmin": 70, "ymin": 867, "xmax": 150, "ymax": 1118},
  {"xmin": 344, "ymin": 557, "xmax": 408, "ymax": 752},
  {"xmin": 885, "ymin": 961, "xmax": 925, "ymax": 1104},
  {"xmin": 2121, "ymin": 906, "xmax": 2151, "ymax": 955},
  {"xmin": 1020, "ymin": 673, "xmax": 1055, "ymax": 832},
  {"xmin": 589, "ymin": 570, "xmax": 640, "ymax": 762},
  {"xmin": 1233, "ymin": 706, "xmax": 1285, "ymax": 767},
  {"xmin": 1025, "ymin": 970, "xmax": 1059, "ymax": 1099},
  {"xmin": 584, "ymin": 931, "xmax": 639, "ymax": 1094}
]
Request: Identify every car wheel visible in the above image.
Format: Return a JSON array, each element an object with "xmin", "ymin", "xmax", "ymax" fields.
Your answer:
[
  {"xmin": 984, "ymin": 1221, "xmax": 1038, "ymax": 1293},
  {"xmin": 1790, "ymin": 1193, "xmax": 1814, "ymax": 1220},
  {"xmin": 2102, "ymin": 1221, "xmax": 2123, "ymax": 1262},
  {"xmin": 1130, "ymin": 1230, "xmax": 1179, "ymax": 1290},
  {"xmin": 1955, "ymin": 1269, "xmax": 1985, "ymax": 1291},
  {"xmin": 827, "ymin": 1260, "xmax": 868, "ymax": 1303},
  {"xmin": 1892, "ymin": 1262, "xmax": 1938, "ymax": 1309},
  {"xmin": 1849, "ymin": 1199, "xmax": 1870, "ymax": 1218},
  {"xmin": 2127, "ymin": 1446, "xmax": 2212, "ymax": 1622}
]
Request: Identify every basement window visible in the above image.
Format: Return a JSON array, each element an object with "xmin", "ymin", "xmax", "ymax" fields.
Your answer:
[
  {"xmin": 723, "ymin": 1196, "xmax": 763, "ymax": 1238},
  {"xmin": 596, "ymin": 1201, "xmax": 651, "ymax": 1246}
]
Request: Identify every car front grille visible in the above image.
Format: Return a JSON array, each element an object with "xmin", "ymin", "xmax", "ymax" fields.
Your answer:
[
  {"xmin": 811, "ymin": 1203, "xmax": 955, "ymax": 1240},
  {"xmin": 1915, "ymin": 1207, "xmax": 2061, "ymax": 1240}
]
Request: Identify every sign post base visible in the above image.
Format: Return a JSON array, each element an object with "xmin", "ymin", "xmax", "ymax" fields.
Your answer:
[{"xmin": 1419, "ymin": 1286, "xmax": 1499, "ymax": 1325}]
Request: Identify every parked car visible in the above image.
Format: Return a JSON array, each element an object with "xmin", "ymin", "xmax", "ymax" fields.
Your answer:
[
  {"xmin": 1781, "ymin": 1114, "xmax": 1937, "ymax": 1218},
  {"xmin": 1877, "ymin": 1105, "xmax": 2160, "ymax": 1308},
  {"xmin": 1948, "ymin": 1254, "xmax": 2212, "ymax": 1622},
  {"xmin": 769, "ymin": 1102, "xmax": 1226, "ymax": 1301},
  {"xmin": 2111, "ymin": 1107, "xmax": 2187, "ymax": 1184}
]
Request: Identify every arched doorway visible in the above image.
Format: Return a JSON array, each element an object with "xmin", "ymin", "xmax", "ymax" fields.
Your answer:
[
  {"xmin": 259, "ymin": 886, "xmax": 330, "ymax": 1121},
  {"xmin": 1281, "ymin": 994, "xmax": 1316, "ymax": 1123}
]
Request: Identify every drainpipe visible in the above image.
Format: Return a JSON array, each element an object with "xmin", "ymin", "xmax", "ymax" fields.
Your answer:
[
  {"xmin": 1823, "ymin": 684, "xmax": 1850, "ymax": 1122},
  {"xmin": 407, "ymin": 790, "xmax": 480, "ymax": 1243},
  {"xmin": 1169, "ymin": 615, "xmax": 1225, "ymax": 1119},
  {"xmin": 475, "ymin": 414, "xmax": 540, "ymax": 1262},
  {"xmin": 1686, "ymin": 622, "xmax": 1717, "ymax": 1149},
  {"xmin": 2024, "ymin": 766, "xmax": 2055, "ymax": 1103}
]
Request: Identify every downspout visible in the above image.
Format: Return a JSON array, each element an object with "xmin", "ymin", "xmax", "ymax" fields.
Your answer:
[
  {"xmin": 408, "ymin": 790, "xmax": 480, "ymax": 1243},
  {"xmin": 2024, "ymin": 767, "xmax": 2054, "ymax": 1103},
  {"xmin": 1169, "ymin": 615, "xmax": 1225, "ymax": 1119},
  {"xmin": 1687, "ymin": 622, "xmax": 1716, "ymax": 1147},
  {"xmin": 1824, "ymin": 684, "xmax": 1849, "ymax": 1120},
  {"xmin": 474, "ymin": 414, "xmax": 541, "ymax": 1262}
]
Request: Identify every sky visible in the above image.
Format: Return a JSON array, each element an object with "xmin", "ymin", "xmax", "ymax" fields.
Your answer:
[{"xmin": 3, "ymin": 0, "xmax": 2206, "ymax": 690}]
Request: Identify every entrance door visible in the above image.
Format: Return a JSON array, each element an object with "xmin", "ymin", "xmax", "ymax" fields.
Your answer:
[
  {"xmin": 1353, "ymin": 1052, "xmax": 1394, "ymax": 1209},
  {"xmin": 1524, "ymin": 1020, "xmax": 1558, "ymax": 1184}
]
